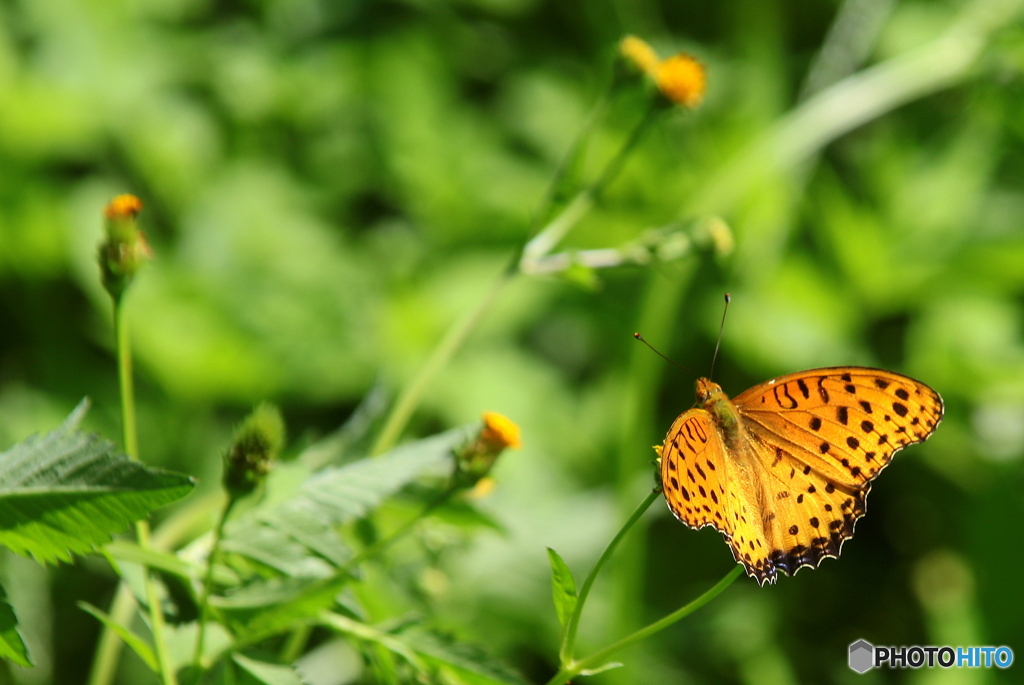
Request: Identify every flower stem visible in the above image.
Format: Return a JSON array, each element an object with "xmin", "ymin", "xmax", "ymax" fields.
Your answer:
[
  {"xmin": 548, "ymin": 565, "xmax": 743, "ymax": 685},
  {"xmin": 86, "ymin": 583, "xmax": 136, "ymax": 685},
  {"xmin": 531, "ymin": 85, "xmax": 612, "ymax": 229},
  {"xmin": 371, "ymin": 104, "xmax": 662, "ymax": 456},
  {"xmin": 560, "ymin": 489, "xmax": 659, "ymax": 664},
  {"xmin": 192, "ymin": 496, "xmax": 236, "ymax": 668},
  {"xmin": 345, "ymin": 485, "xmax": 454, "ymax": 567},
  {"xmin": 115, "ymin": 301, "xmax": 138, "ymax": 460},
  {"xmin": 370, "ymin": 264, "xmax": 515, "ymax": 456},
  {"xmin": 113, "ymin": 299, "xmax": 178, "ymax": 685},
  {"xmin": 521, "ymin": 103, "xmax": 660, "ymax": 269}
]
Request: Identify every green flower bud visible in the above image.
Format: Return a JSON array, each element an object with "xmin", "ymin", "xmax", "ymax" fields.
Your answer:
[
  {"xmin": 98, "ymin": 194, "xmax": 151, "ymax": 300},
  {"xmin": 223, "ymin": 403, "xmax": 286, "ymax": 498}
]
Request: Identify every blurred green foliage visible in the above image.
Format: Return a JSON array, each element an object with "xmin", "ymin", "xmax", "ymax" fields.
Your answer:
[{"xmin": 1, "ymin": 0, "xmax": 1024, "ymax": 683}]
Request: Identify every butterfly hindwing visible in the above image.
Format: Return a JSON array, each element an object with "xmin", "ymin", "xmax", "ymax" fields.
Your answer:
[{"xmin": 740, "ymin": 428, "xmax": 867, "ymax": 583}]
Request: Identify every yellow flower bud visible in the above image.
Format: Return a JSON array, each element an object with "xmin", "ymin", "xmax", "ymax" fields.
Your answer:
[
  {"xmin": 454, "ymin": 412, "xmax": 521, "ymax": 488},
  {"xmin": 98, "ymin": 194, "xmax": 152, "ymax": 299},
  {"xmin": 619, "ymin": 35, "xmax": 660, "ymax": 76},
  {"xmin": 481, "ymin": 411, "xmax": 522, "ymax": 450},
  {"xmin": 104, "ymin": 194, "xmax": 143, "ymax": 220},
  {"xmin": 655, "ymin": 53, "xmax": 706, "ymax": 108}
]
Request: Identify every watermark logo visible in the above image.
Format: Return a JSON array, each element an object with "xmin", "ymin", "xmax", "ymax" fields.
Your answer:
[
  {"xmin": 849, "ymin": 640, "xmax": 1014, "ymax": 672},
  {"xmin": 849, "ymin": 640, "xmax": 874, "ymax": 674}
]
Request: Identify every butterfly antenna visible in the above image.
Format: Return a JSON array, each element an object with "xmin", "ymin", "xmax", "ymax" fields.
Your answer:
[
  {"xmin": 709, "ymin": 292, "xmax": 731, "ymax": 380},
  {"xmin": 633, "ymin": 333, "xmax": 693, "ymax": 376}
]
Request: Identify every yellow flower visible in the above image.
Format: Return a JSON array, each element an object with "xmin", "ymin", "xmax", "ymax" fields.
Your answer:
[
  {"xmin": 104, "ymin": 194, "xmax": 143, "ymax": 220},
  {"xmin": 618, "ymin": 35, "xmax": 707, "ymax": 109},
  {"xmin": 481, "ymin": 411, "xmax": 522, "ymax": 450},
  {"xmin": 619, "ymin": 35, "xmax": 659, "ymax": 76},
  {"xmin": 655, "ymin": 53, "xmax": 706, "ymax": 108}
]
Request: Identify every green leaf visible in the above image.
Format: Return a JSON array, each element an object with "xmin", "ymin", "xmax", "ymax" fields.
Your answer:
[
  {"xmin": 222, "ymin": 426, "xmax": 468, "ymax": 578},
  {"xmin": 105, "ymin": 540, "xmax": 239, "ymax": 586},
  {"xmin": 0, "ymin": 582, "xmax": 30, "ymax": 667},
  {"xmin": 317, "ymin": 612, "xmax": 426, "ymax": 671},
  {"xmin": 298, "ymin": 382, "xmax": 389, "ymax": 470},
  {"xmin": 546, "ymin": 548, "xmax": 578, "ymax": 628},
  {"xmin": 78, "ymin": 601, "xmax": 157, "ymax": 671},
  {"xmin": 402, "ymin": 630, "xmax": 530, "ymax": 685},
  {"xmin": 0, "ymin": 401, "xmax": 195, "ymax": 564},
  {"xmin": 219, "ymin": 428, "xmax": 471, "ymax": 641},
  {"xmin": 232, "ymin": 653, "xmax": 307, "ymax": 685},
  {"xmin": 211, "ymin": 576, "xmax": 324, "ymax": 610},
  {"xmin": 316, "ymin": 613, "xmax": 527, "ymax": 685}
]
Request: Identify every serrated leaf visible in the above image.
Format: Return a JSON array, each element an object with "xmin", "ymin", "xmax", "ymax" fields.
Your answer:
[
  {"xmin": 403, "ymin": 630, "xmax": 529, "ymax": 685},
  {"xmin": 212, "ymin": 576, "xmax": 324, "ymax": 610},
  {"xmin": 431, "ymin": 499, "xmax": 507, "ymax": 534},
  {"xmin": 78, "ymin": 601, "xmax": 158, "ymax": 671},
  {"xmin": 546, "ymin": 548, "xmax": 577, "ymax": 628},
  {"xmin": 222, "ymin": 426, "xmax": 468, "ymax": 579},
  {"xmin": 0, "ymin": 582, "xmax": 30, "ymax": 667},
  {"xmin": 298, "ymin": 382, "xmax": 389, "ymax": 470},
  {"xmin": 105, "ymin": 540, "xmax": 239, "ymax": 586},
  {"xmin": 315, "ymin": 613, "xmax": 527, "ymax": 685},
  {"xmin": 0, "ymin": 401, "xmax": 195, "ymax": 564},
  {"xmin": 232, "ymin": 653, "xmax": 307, "ymax": 685}
]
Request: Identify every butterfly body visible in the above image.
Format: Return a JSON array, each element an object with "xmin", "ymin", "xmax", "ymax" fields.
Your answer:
[{"xmin": 660, "ymin": 367, "xmax": 943, "ymax": 585}]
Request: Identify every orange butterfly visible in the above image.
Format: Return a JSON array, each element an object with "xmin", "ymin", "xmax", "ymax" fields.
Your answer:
[{"xmin": 660, "ymin": 367, "xmax": 943, "ymax": 585}]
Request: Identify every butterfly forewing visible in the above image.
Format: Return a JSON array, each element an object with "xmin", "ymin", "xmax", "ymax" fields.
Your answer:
[
  {"xmin": 660, "ymin": 410, "xmax": 770, "ymax": 583},
  {"xmin": 660, "ymin": 411, "xmax": 733, "ymax": 534},
  {"xmin": 734, "ymin": 367, "xmax": 943, "ymax": 487}
]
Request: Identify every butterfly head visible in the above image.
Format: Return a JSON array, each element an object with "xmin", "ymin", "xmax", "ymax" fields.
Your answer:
[
  {"xmin": 694, "ymin": 377, "xmax": 725, "ymax": 406},
  {"xmin": 696, "ymin": 377, "xmax": 740, "ymax": 437}
]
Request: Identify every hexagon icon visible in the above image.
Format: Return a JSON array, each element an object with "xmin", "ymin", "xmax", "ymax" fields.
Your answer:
[{"xmin": 849, "ymin": 640, "xmax": 874, "ymax": 674}]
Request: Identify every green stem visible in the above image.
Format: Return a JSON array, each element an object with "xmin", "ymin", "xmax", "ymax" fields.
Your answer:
[
  {"xmin": 87, "ymin": 582, "xmax": 136, "ymax": 685},
  {"xmin": 606, "ymin": 259, "xmax": 698, "ymax": 679},
  {"xmin": 370, "ymin": 267, "xmax": 515, "ymax": 456},
  {"xmin": 280, "ymin": 625, "xmax": 313, "ymax": 664},
  {"xmin": 548, "ymin": 566, "xmax": 743, "ymax": 685},
  {"xmin": 522, "ymin": 104, "xmax": 660, "ymax": 268},
  {"xmin": 531, "ymin": 85, "xmax": 612, "ymax": 229},
  {"xmin": 560, "ymin": 489, "xmax": 659, "ymax": 664},
  {"xmin": 193, "ymin": 496, "xmax": 236, "ymax": 668},
  {"xmin": 112, "ymin": 299, "xmax": 178, "ymax": 685},
  {"xmin": 341, "ymin": 484, "xmax": 455, "ymax": 576},
  {"xmin": 372, "ymin": 101, "xmax": 659, "ymax": 457},
  {"xmin": 590, "ymin": 103, "xmax": 659, "ymax": 201},
  {"xmin": 114, "ymin": 300, "xmax": 138, "ymax": 460}
]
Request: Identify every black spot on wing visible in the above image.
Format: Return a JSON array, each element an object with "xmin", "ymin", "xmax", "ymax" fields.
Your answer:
[{"xmin": 797, "ymin": 379, "xmax": 810, "ymax": 398}]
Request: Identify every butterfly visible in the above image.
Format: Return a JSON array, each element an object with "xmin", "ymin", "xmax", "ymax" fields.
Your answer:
[{"xmin": 659, "ymin": 367, "xmax": 943, "ymax": 585}]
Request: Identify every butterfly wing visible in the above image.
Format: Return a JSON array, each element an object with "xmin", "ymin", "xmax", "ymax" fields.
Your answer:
[
  {"xmin": 734, "ymin": 367, "xmax": 943, "ymax": 486},
  {"xmin": 660, "ymin": 409, "xmax": 770, "ymax": 582},
  {"xmin": 730, "ymin": 367, "xmax": 943, "ymax": 580}
]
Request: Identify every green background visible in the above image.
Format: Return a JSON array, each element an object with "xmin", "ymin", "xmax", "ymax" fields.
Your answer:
[{"xmin": 1, "ymin": 0, "xmax": 1023, "ymax": 683}]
